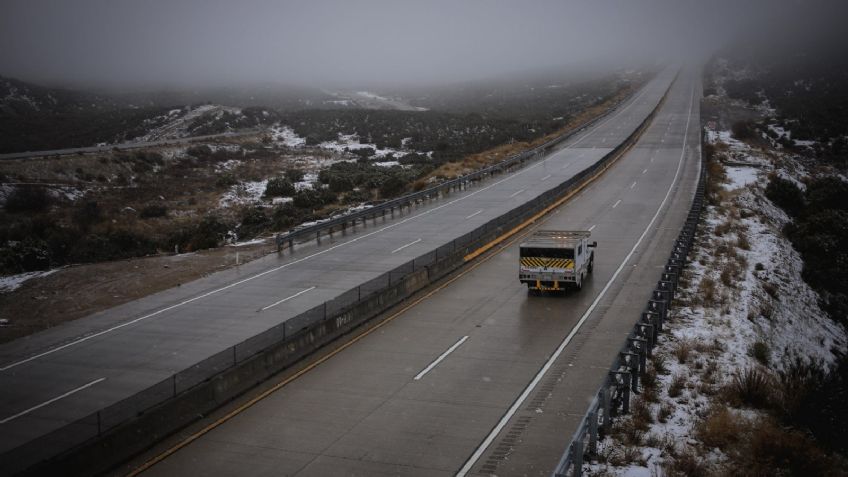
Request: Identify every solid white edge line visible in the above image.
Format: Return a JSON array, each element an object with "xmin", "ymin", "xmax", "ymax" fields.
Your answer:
[
  {"xmin": 413, "ymin": 336, "xmax": 469, "ymax": 381},
  {"xmin": 612, "ymin": 199, "xmax": 622, "ymax": 208},
  {"xmin": 260, "ymin": 286, "xmax": 316, "ymax": 312},
  {"xmin": 0, "ymin": 377, "xmax": 106, "ymax": 424},
  {"xmin": 455, "ymin": 81, "xmax": 694, "ymax": 477},
  {"xmin": 0, "ymin": 73, "xmax": 656, "ymax": 372},
  {"xmin": 465, "ymin": 210, "xmax": 483, "ymax": 220},
  {"xmin": 391, "ymin": 238, "xmax": 422, "ymax": 254}
]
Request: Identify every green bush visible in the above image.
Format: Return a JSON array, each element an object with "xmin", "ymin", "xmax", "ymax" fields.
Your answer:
[
  {"xmin": 215, "ymin": 173, "xmax": 237, "ymax": 188},
  {"xmin": 292, "ymin": 188, "xmax": 336, "ymax": 209},
  {"xmin": 237, "ymin": 206, "xmax": 270, "ymax": 240},
  {"xmin": 263, "ymin": 176, "xmax": 295, "ymax": 197},
  {"xmin": 68, "ymin": 230, "xmax": 157, "ymax": 263},
  {"xmin": 4, "ymin": 186, "xmax": 52, "ymax": 213},
  {"xmin": 731, "ymin": 120, "xmax": 756, "ymax": 140},
  {"xmin": 765, "ymin": 177, "xmax": 804, "ymax": 216},
  {"xmin": 140, "ymin": 204, "xmax": 168, "ymax": 218},
  {"xmin": 284, "ymin": 168, "xmax": 305, "ymax": 182},
  {"xmin": 73, "ymin": 201, "xmax": 103, "ymax": 231},
  {"xmin": 379, "ymin": 175, "xmax": 409, "ymax": 198},
  {"xmin": 272, "ymin": 204, "xmax": 301, "ymax": 230}
]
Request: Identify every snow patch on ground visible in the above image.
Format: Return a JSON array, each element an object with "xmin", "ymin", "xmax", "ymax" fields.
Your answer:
[
  {"xmin": 228, "ymin": 238, "xmax": 266, "ymax": 247},
  {"xmin": 586, "ymin": 154, "xmax": 845, "ymax": 476},
  {"xmin": 724, "ymin": 166, "xmax": 759, "ymax": 189},
  {"xmin": 270, "ymin": 125, "xmax": 306, "ymax": 148},
  {"xmin": 0, "ymin": 269, "xmax": 57, "ymax": 293},
  {"xmin": 219, "ymin": 180, "xmax": 268, "ymax": 207}
]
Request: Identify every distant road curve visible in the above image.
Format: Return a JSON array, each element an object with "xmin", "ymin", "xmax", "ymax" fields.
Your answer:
[{"xmin": 0, "ymin": 129, "xmax": 262, "ymax": 161}]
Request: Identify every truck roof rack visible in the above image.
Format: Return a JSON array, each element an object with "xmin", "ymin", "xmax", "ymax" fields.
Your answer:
[{"xmin": 520, "ymin": 230, "xmax": 591, "ymax": 247}]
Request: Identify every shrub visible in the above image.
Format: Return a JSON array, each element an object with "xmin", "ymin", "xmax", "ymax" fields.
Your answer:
[
  {"xmin": 140, "ymin": 204, "xmax": 168, "ymax": 219},
  {"xmin": 264, "ymin": 176, "xmax": 295, "ymax": 197},
  {"xmin": 293, "ymin": 188, "xmax": 336, "ymax": 209},
  {"xmin": 69, "ymin": 230, "xmax": 157, "ymax": 263},
  {"xmin": 216, "ymin": 173, "xmax": 237, "ymax": 188},
  {"xmin": 284, "ymin": 168, "xmax": 305, "ymax": 182},
  {"xmin": 697, "ymin": 407, "xmax": 743, "ymax": 450},
  {"xmin": 725, "ymin": 367, "xmax": 774, "ymax": 409},
  {"xmin": 698, "ymin": 277, "xmax": 717, "ymax": 306},
  {"xmin": 4, "ymin": 186, "xmax": 52, "ymax": 213},
  {"xmin": 653, "ymin": 354, "xmax": 669, "ymax": 375},
  {"xmin": 749, "ymin": 341, "xmax": 770, "ymax": 365},
  {"xmin": 657, "ymin": 403, "xmax": 673, "ymax": 423},
  {"xmin": 169, "ymin": 216, "xmax": 230, "ymax": 251},
  {"xmin": 329, "ymin": 175, "xmax": 355, "ymax": 193},
  {"xmin": 745, "ymin": 418, "xmax": 832, "ymax": 477},
  {"xmin": 673, "ymin": 340, "xmax": 692, "ymax": 364},
  {"xmin": 777, "ymin": 356, "xmax": 848, "ymax": 454},
  {"xmin": 663, "ymin": 449, "xmax": 708, "ymax": 477},
  {"xmin": 73, "ymin": 201, "xmax": 103, "ymax": 231},
  {"xmin": 378, "ymin": 175, "xmax": 409, "ymax": 198},
  {"xmin": 668, "ymin": 373, "xmax": 686, "ymax": 398},
  {"xmin": 804, "ymin": 176, "xmax": 848, "ymax": 214},
  {"xmin": 630, "ymin": 398, "xmax": 653, "ymax": 431},
  {"xmin": 237, "ymin": 206, "xmax": 270, "ymax": 240},
  {"xmin": 731, "ymin": 120, "xmax": 756, "ymax": 140},
  {"xmin": 765, "ymin": 176, "xmax": 804, "ymax": 216},
  {"xmin": 271, "ymin": 204, "xmax": 302, "ymax": 230},
  {"xmin": 0, "ymin": 236, "xmax": 51, "ymax": 272}
]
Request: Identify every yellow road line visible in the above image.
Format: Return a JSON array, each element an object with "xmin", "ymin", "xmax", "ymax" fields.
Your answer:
[
  {"xmin": 464, "ymin": 139, "xmax": 637, "ymax": 263},
  {"xmin": 128, "ymin": 206, "xmax": 550, "ymax": 477},
  {"xmin": 131, "ymin": 105, "xmax": 649, "ymax": 477}
]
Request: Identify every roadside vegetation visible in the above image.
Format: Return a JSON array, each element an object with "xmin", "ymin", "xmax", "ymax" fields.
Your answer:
[
  {"xmin": 0, "ymin": 72, "xmax": 637, "ymax": 276},
  {"xmin": 588, "ymin": 46, "xmax": 848, "ymax": 476}
]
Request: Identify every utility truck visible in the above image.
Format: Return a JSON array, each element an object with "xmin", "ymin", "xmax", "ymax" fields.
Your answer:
[{"xmin": 519, "ymin": 230, "xmax": 596, "ymax": 293}]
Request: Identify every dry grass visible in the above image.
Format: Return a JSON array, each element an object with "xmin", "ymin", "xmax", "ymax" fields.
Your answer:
[
  {"xmin": 673, "ymin": 339, "xmax": 693, "ymax": 364},
  {"xmin": 424, "ymin": 84, "xmax": 635, "ymax": 181},
  {"xmin": 657, "ymin": 402, "xmax": 674, "ymax": 423},
  {"xmin": 698, "ymin": 277, "xmax": 718, "ymax": 307},
  {"xmin": 722, "ymin": 367, "xmax": 776, "ymax": 409},
  {"xmin": 668, "ymin": 373, "xmax": 687, "ymax": 398},
  {"xmin": 696, "ymin": 407, "xmax": 744, "ymax": 449},
  {"xmin": 663, "ymin": 449, "xmax": 709, "ymax": 477}
]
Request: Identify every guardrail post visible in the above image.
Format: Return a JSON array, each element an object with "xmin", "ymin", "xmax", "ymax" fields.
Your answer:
[
  {"xmin": 572, "ymin": 440, "xmax": 584, "ymax": 477},
  {"xmin": 629, "ymin": 337, "xmax": 648, "ymax": 373},
  {"xmin": 587, "ymin": 409, "xmax": 598, "ymax": 456},
  {"xmin": 621, "ymin": 352, "xmax": 640, "ymax": 391},
  {"xmin": 601, "ymin": 385, "xmax": 612, "ymax": 434}
]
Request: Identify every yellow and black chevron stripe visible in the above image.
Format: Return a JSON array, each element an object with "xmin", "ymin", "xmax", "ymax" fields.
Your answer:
[{"xmin": 520, "ymin": 257, "xmax": 574, "ymax": 269}]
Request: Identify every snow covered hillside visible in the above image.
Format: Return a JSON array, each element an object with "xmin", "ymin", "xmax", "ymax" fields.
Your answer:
[{"xmin": 585, "ymin": 130, "xmax": 847, "ymax": 476}]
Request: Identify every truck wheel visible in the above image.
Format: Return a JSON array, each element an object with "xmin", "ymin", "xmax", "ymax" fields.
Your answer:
[
  {"xmin": 576, "ymin": 274, "xmax": 583, "ymax": 291},
  {"xmin": 588, "ymin": 254, "xmax": 594, "ymax": 274}
]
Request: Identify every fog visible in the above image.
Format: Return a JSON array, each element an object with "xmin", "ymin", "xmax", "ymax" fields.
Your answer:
[{"xmin": 0, "ymin": 0, "xmax": 845, "ymax": 89}]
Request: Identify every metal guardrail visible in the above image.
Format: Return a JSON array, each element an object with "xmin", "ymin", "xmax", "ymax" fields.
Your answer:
[
  {"xmin": 275, "ymin": 94, "xmax": 633, "ymax": 252},
  {"xmin": 0, "ymin": 78, "xmax": 669, "ymax": 476},
  {"xmin": 551, "ymin": 138, "xmax": 707, "ymax": 477}
]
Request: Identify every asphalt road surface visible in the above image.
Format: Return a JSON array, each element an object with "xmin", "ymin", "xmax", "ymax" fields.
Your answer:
[
  {"xmin": 132, "ymin": 68, "xmax": 701, "ymax": 476},
  {"xmin": 0, "ymin": 67, "xmax": 683, "ymax": 475}
]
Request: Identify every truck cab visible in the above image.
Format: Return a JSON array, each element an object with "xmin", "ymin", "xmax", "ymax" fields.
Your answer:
[{"xmin": 519, "ymin": 230, "xmax": 596, "ymax": 293}]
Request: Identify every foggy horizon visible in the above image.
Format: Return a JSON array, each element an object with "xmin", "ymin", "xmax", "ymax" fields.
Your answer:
[{"xmin": 1, "ymin": 0, "xmax": 847, "ymax": 91}]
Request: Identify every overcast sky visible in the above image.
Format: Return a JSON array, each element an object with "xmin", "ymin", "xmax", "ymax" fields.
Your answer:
[{"xmin": 0, "ymin": 0, "xmax": 842, "ymax": 88}]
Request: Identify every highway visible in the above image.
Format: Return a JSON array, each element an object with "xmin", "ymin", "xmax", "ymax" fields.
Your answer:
[
  {"xmin": 0, "ymin": 67, "xmax": 683, "ymax": 474},
  {"xmin": 129, "ymin": 69, "xmax": 701, "ymax": 476}
]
